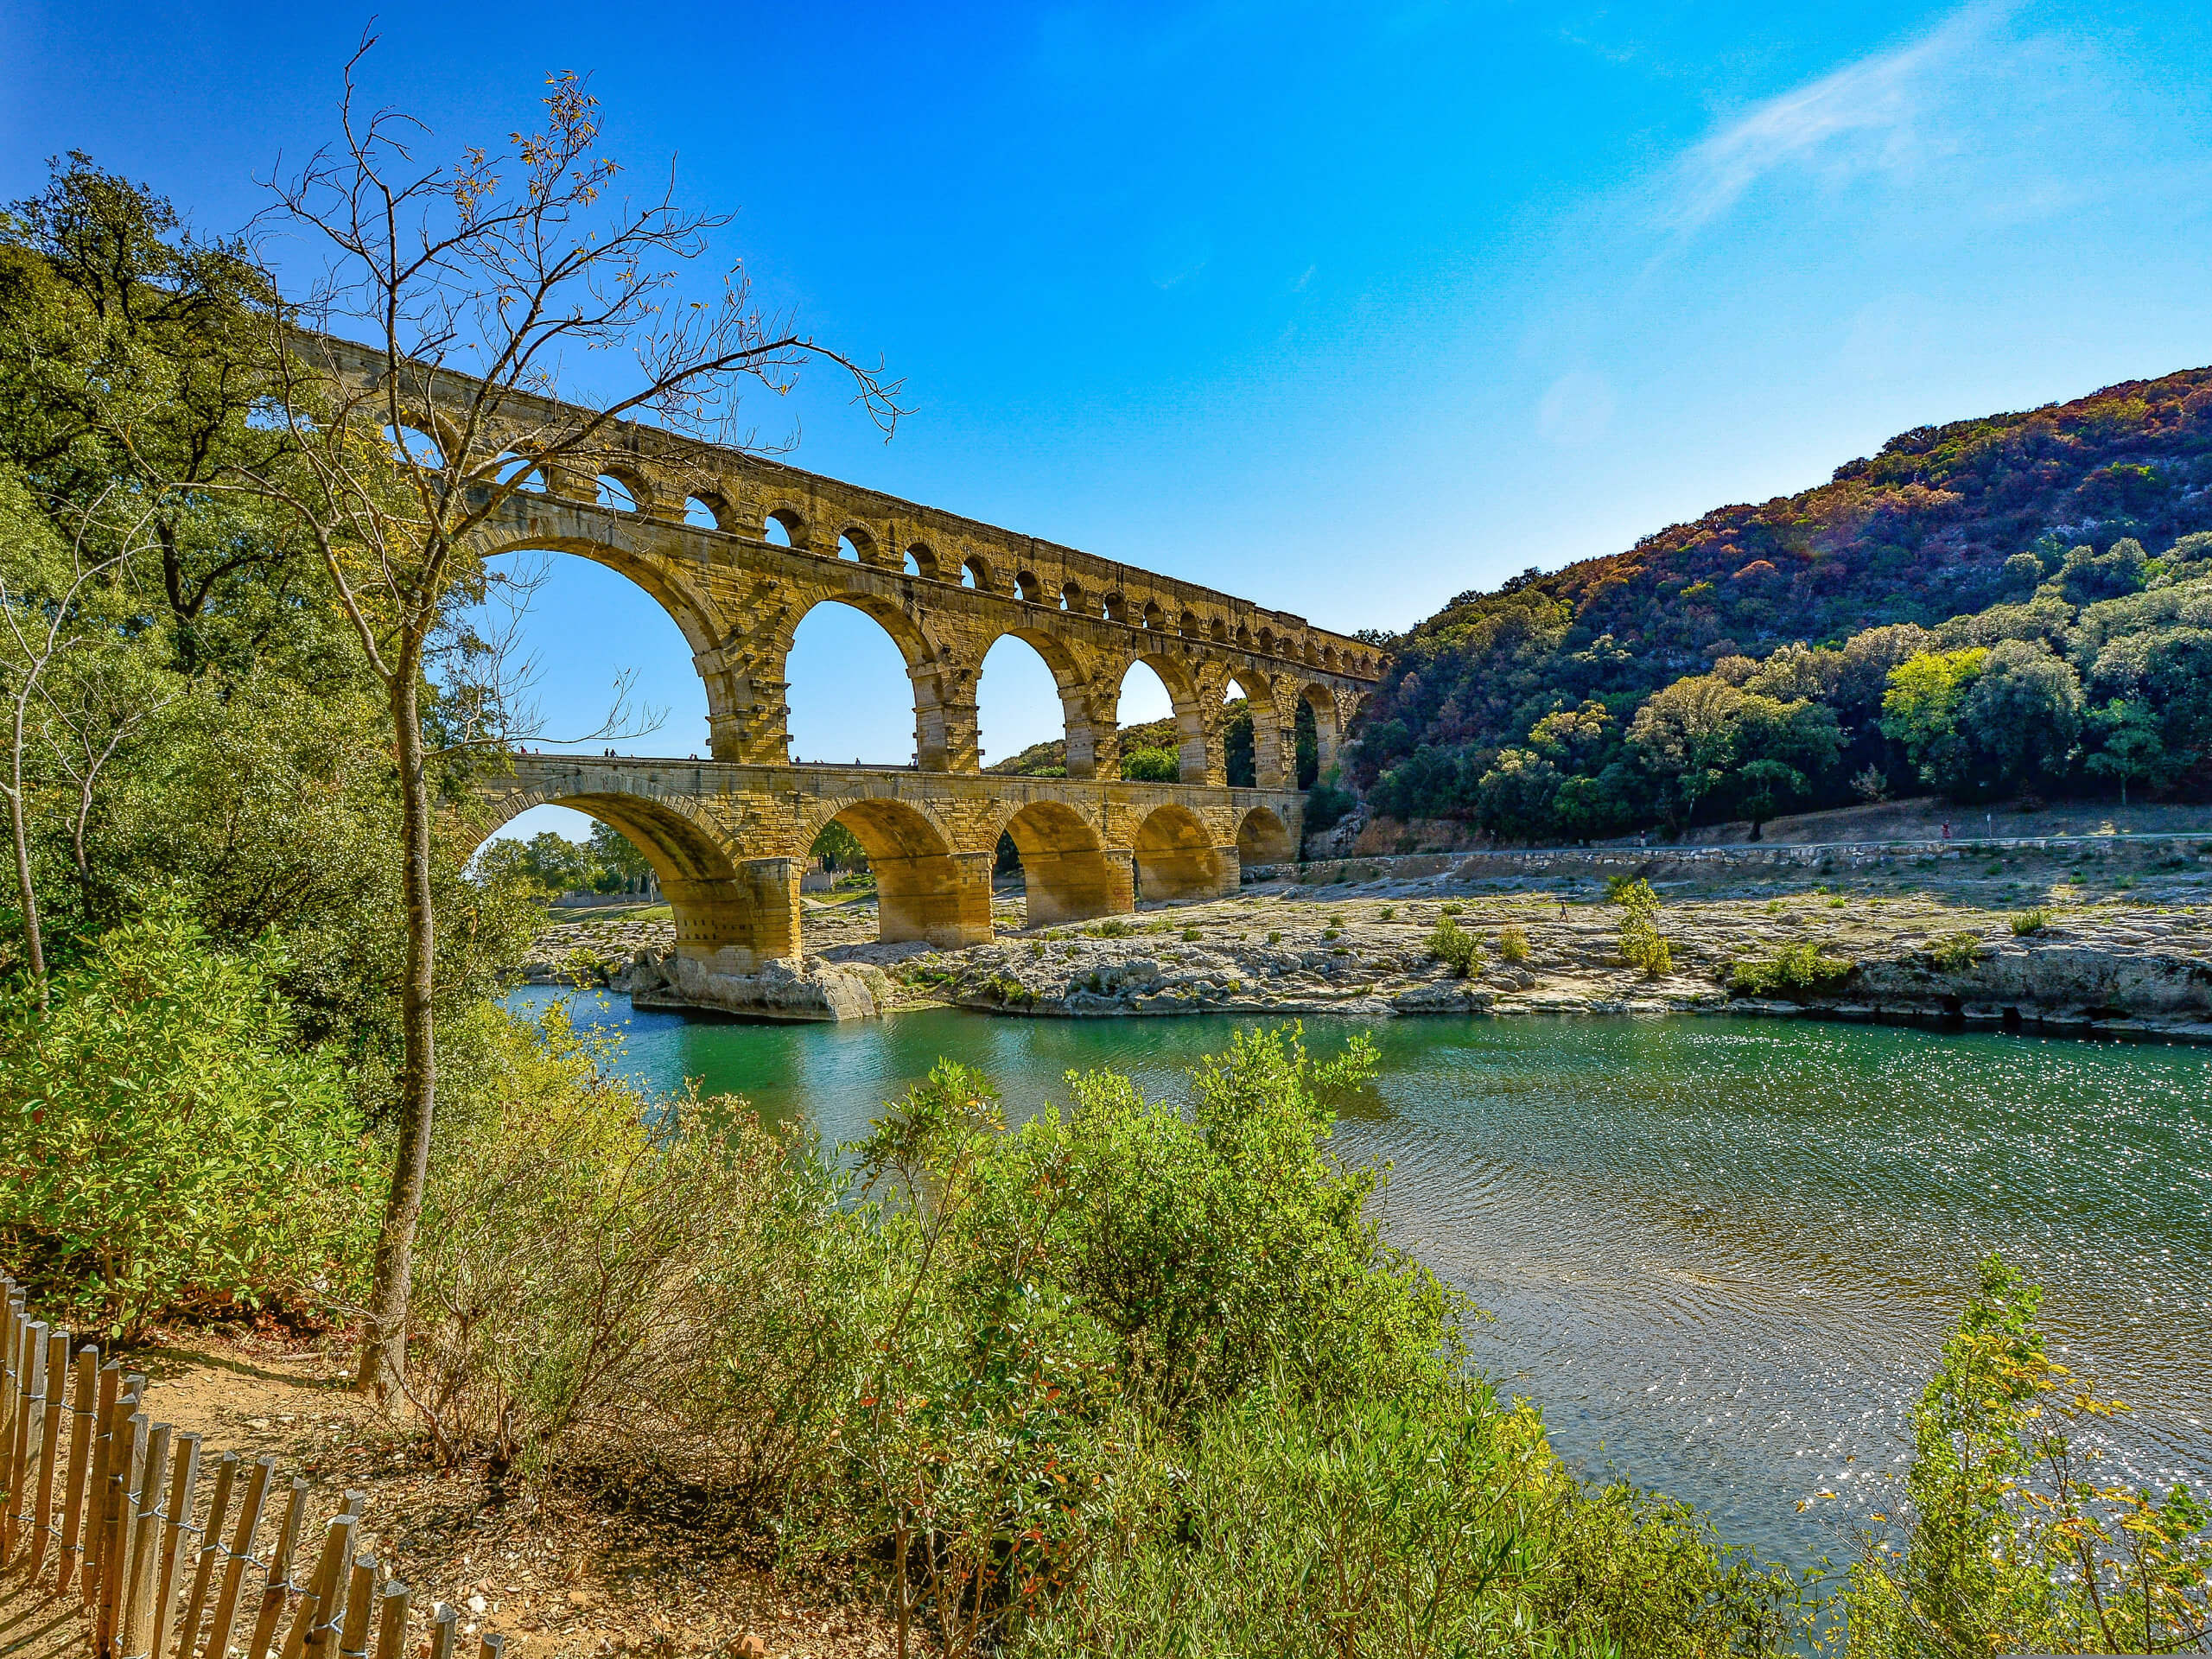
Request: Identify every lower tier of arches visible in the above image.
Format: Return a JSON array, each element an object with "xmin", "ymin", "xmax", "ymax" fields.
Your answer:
[{"xmin": 480, "ymin": 757, "xmax": 1303, "ymax": 974}]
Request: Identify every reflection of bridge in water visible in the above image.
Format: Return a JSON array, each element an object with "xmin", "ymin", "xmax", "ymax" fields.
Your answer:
[
  {"xmin": 483, "ymin": 754, "xmax": 1305, "ymax": 964},
  {"xmin": 351, "ymin": 340, "xmax": 1381, "ymax": 977}
]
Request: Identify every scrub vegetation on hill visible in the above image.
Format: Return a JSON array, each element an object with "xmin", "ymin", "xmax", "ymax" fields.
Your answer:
[{"xmin": 1354, "ymin": 373, "xmax": 2212, "ymax": 839}]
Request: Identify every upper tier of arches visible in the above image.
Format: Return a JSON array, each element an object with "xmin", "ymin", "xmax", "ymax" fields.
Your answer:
[{"xmin": 566, "ymin": 476, "xmax": 1379, "ymax": 677}]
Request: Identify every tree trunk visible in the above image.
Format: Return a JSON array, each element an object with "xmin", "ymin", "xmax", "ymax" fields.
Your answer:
[
  {"xmin": 7, "ymin": 706, "xmax": 47, "ymax": 1007},
  {"xmin": 357, "ymin": 661, "xmax": 439, "ymax": 1394}
]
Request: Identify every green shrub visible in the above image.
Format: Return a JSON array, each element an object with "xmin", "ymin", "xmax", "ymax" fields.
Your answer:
[
  {"xmin": 1622, "ymin": 929, "xmax": 1674, "ymax": 976},
  {"xmin": 1181, "ymin": 927, "xmax": 1203, "ymax": 942},
  {"xmin": 1377, "ymin": 905, "xmax": 1395, "ymax": 920},
  {"xmin": 1610, "ymin": 878, "xmax": 1674, "ymax": 976},
  {"xmin": 1088, "ymin": 918, "xmax": 1132, "ymax": 939},
  {"xmin": 1427, "ymin": 916, "xmax": 1484, "ymax": 977},
  {"xmin": 1843, "ymin": 1254, "xmax": 2211, "ymax": 1656},
  {"xmin": 1497, "ymin": 925, "xmax": 1531, "ymax": 963},
  {"xmin": 411, "ymin": 1001, "xmax": 858, "ymax": 1486},
  {"xmin": 0, "ymin": 906, "xmax": 376, "ymax": 1340},
  {"xmin": 1728, "ymin": 942, "xmax": 1855, "ymax": 998},
  {"xmin": 1267, "ymin": 930, "xmax": 1283, "ymax": 944},
  {"xmin": 2010, "ymin": 907, "xmax": 2051, "ymax": 936},
  {"xmin": 1440, "ymin": 902, "xmax": 1463, "ymax": 915},
  {"xmin": 1304, "ymin": 781, "xmax": 1357, "ymax": 835},
  {"xmin": 816, "ymin": 1029, "xmax": 1470, "ymax": 1647},
  {"xmin": 963, "ymin": 1026, "xmax": 1463, "ymax": 1415},
  {"xmin": 1119, "ymin": 746, "xmax": 1180, "ymax": 783},
  {"xmin": 1014, "ymin": 1386, "xmax": 1811, "ymax": 1658},
  {"xmin": 1925, "ymin": 931, "xmax": 1984, "ymax": 972}
]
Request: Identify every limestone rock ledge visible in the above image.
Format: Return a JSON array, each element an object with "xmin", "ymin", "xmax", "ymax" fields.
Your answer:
[{"xmin": 613, "ymin": 949, "xmax": 886, "ymax": 1023}]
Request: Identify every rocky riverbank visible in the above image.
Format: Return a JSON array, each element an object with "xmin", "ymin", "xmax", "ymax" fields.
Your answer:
[{"xmin": 521, "ymin": 838, "xmax": 2212, "ymax": 1040}]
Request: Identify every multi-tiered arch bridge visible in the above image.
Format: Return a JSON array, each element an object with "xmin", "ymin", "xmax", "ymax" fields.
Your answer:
[{"xmin": 365, "ymin": 346, "xmax": 1382, "ymax": 973}]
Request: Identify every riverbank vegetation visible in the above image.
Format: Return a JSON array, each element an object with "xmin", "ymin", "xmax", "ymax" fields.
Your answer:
[{"xmin": 1845, "ymin": 1255, "xmax": 2210, "ymax": 1656}]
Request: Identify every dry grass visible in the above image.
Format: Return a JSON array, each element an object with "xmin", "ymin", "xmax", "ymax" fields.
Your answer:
[{"xmin": 134, "ymin": 1328, "xmax": 916, "ymax": 1659}]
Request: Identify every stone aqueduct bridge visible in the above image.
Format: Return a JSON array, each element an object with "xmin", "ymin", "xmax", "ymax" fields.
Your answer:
[{"xmin": 401, "ymin": 354, "xmax": 1382, "ymax": 968}]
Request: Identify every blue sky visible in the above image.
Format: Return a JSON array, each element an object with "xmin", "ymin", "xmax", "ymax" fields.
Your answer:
[{"xmin": 7, "ymin": 0, "xmax": 2210, "ymax": 844}]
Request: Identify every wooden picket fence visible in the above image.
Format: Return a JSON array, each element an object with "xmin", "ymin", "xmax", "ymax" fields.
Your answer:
[{"xmin": 1, "ymin": 1279, "xmax": 499, "ymax": 1659}]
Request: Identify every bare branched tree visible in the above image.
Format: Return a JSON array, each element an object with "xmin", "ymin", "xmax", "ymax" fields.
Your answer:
[
  {"xmin": 238, "ymin": 42, "xmax": 900, "ymax": 1394},
  {"xmin": 0, "ymin": 487, "xmax": 156, "ymax": 1007}
]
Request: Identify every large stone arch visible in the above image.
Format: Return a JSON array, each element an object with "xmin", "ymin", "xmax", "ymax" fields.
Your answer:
[
  {"xmin": 1235, "ymin": 804, "xmax": 1296, "ymax": 866},
  {"xmin": 476, "ymin": 526, "xmax": 768, "ymax": 763},
  {"xmin": 790, "ymin": 792, "xmax": 964, "ymax": 867},
  {"xmin": 817, "ymin": 796, "xmax": 993, "ymax": 948},
  {"xmin": 1117, "ymin": 649, "xmax": 1214, "ymax": 786},
  {"xmin": 1299, "ymin": 680, "xmax": 1344, "ymax": 779},
  {"xmin": 472, "ymin": 781, "xmax": 798, "ymax": 969},
  {"xmin": 779, "ymin": 589, "xmax": 958, "ymax": 770},
  {"xmin": 1133, "ymin": 802, "xmax": 1230, "ymax": 903},
  {"xmin": 1217, "ymin": 664, "xmax": 1294, "ymax": 790},
  {"xmin": 976, "ymin": 624, "xmax": 1128, "ymax": 781},
  {"xmin": 995, "ymin": 798, "xmax": 1130, "ymax": 927}
]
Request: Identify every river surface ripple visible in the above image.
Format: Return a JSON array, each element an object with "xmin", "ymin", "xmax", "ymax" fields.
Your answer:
[{"xmin": 510, "ymin": 988, "xmax": 2212, "ymax": 1571}]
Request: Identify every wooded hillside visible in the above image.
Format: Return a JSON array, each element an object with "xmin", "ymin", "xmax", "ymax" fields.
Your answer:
[{"xmin": 1353, "ymin": 368, "xmax": 2212, "ymax": 835}]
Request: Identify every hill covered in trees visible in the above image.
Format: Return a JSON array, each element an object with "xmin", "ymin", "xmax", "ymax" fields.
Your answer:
[{"xmin": 1351, "ymin": 368, "xmax": 2212, "ymax": 837}]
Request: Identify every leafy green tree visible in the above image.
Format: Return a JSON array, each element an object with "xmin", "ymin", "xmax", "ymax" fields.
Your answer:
[
  {"xmin": 0, "ymin": 156, "xmax": 306, "ymax": 675},
  {"xmin": 587, "ymin": 818, "xmax": 656, "ymax": 893},
  {"xmin": 1527, "ymin": 699, "xmax": 1620, "ymax": 771},
  {"xmin": 2001, "ymin": 550, "xmax": 2046, "ymax": 595},
  {"xmin": 1726, "ymin": 694, "xmax": 1840, "ymax": 830},
  {"xmin": 1733, "ymin": 758, "xmax": 1806, "ymax": 838},
  {"xmin": 2087, "ymin": 626, "xmax": 2212, "ymax": 784},
  {"xmin": 478, "ymin": 830, "xmax": 597, "ymax": 897},
  {"xmin": 246, "ymin": 68, "xmax": 898, "ymax": 1393},
  {"xmin": 811, "ymin": 819, "xmax": 868, "ymax": 872},
  {"xmin": 1553, "ymin": 765, "xmax": 1640, "ymax": 841},
  {"xmin": 2057, "ymin": 537, "xmax": 2149, "ymax": 606},
  {"xmin": 2084, "ymin": 697, "xmax": 2168, "ymax": 805},
  {"xmin": 1880, "ymin": 647, "xmax": 1987, "ymax": 791},
  {"xmin": 1473, "ymin": 747, "xmax": 1562, "ymax": 843},
  {"xmin": 1955, "ymin": 640, "xmax": 2083, "ymax": 792},
  {"xmin": 1627, "ymin": 675, "xmax": 1744, "ymax": 830},
  {"xmin": 1609, "ymin": 877, "xmax": 1672, "ymax": 976},
  {"xmin": 0, "ymin": 903, "xmax": 375, "ymax": 1339}
]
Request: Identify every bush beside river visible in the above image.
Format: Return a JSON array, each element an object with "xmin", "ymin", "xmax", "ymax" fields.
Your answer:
[{"xmin": 10, "ymin": 910, "xmax": 2209, "ymax": 1653}]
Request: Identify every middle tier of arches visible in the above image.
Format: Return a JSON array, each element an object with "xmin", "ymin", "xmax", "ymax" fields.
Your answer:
[{"xmin": 485, "ymin": 505, "xmax": 1358, "ymax": 790}]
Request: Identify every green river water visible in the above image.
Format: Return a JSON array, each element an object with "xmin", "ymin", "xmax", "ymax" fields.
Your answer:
[{"xmin": 509, "ymin": 987, "xmax": 2212, "ymax": 1571}]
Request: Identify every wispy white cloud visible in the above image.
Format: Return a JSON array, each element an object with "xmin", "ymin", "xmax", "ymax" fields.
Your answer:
[{"xmin": 1669, "ymin": 0, "xmax": 2018, "ymax": 232}]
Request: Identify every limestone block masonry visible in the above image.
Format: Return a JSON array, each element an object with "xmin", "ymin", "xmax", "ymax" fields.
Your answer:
[{"xmin": 363, "ymin": 340, "xmax": 1381, "ymax": 1016}]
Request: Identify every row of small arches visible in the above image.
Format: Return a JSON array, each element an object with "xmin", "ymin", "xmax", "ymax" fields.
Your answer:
[{"xmin": 390, "ymin": 425, "xmax": 1374, "ymax": 675}]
